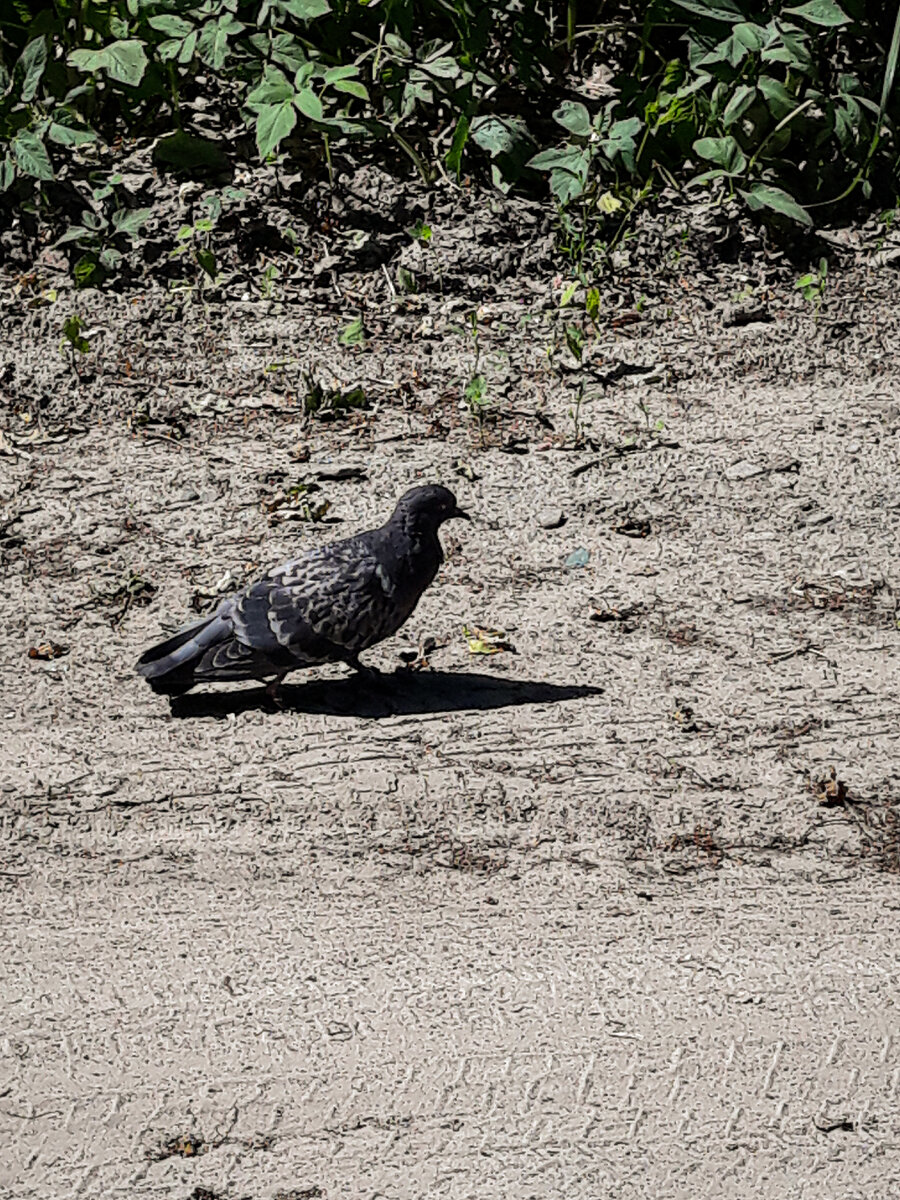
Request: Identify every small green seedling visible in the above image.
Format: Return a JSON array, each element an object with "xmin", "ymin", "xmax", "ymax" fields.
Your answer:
[
  {"xmin": 173, "ymin": 217, "xmax": 218, "ymax": 283},
  {"xmin": 258, "ymin": 263, "xmax": 280, "ymax": 298},
  {"xmin": 568, "ymin": 382, "xmax": 585, "ymax": 448},
  {"xmin": 61, "ymin": 314, "xmax": 90, "ymax": 356},
  {"xmin": 565, "ymin": 324, "xmax": 585, "ymax": 362},
  {"xmin": 795, "ymin": 258, "xmax": 828, "ymax": 319},
  {"xmin": 408, "ymin": 219, "xmax": 432, "ymax": 242},
  {"xmin": 340, "ymin": 316, "xmax": 367, "ymax": 346}
]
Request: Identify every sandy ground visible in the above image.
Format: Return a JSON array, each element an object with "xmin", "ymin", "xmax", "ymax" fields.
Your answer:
[{"xmin": 2, "ymin": 244, "xmax": 900, "ymax": 1198}]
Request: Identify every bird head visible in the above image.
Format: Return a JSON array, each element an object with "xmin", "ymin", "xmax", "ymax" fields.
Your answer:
[{"xmin": 393, "ymin": 485, "xmax": 470, "ymax": 530}]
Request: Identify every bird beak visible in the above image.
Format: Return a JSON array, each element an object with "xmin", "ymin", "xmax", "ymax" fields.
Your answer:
[{"xmin": 451, "ymin": 506, "xmax": 471, "ymax": 521}]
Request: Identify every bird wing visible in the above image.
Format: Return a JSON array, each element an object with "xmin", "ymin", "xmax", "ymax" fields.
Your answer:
[{"xmin": 230, "ymin": 537, "xmax": 388, "ymax": 659}]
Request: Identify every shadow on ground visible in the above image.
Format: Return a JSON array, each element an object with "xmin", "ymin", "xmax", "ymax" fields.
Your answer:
[{"xmin": 168, "ymin": 670, "xmax": 603, "ymax": 720}]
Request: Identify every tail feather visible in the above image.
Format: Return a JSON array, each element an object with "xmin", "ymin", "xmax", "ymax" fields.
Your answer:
[{"xmin": 136, "ymin": 613, "xmax": 231, "ymax": 694}]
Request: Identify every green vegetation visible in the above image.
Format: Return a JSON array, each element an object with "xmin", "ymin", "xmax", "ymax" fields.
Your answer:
[
  {"xmin": 795, "ymin": 255, "xmax": 828, "ymax": 317},
  {"xmin": 1, "ymin": 1, "xmax": 899, "ymax": 281}
]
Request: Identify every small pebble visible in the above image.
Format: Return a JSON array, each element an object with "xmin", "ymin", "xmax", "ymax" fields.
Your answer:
[
  {"xmin": 725, "ymin": 459, "xmax": 765, "ymax": 481},
  {"xmin": 538, "ymin": 508, "xmax": 566, "ymax": 529}
]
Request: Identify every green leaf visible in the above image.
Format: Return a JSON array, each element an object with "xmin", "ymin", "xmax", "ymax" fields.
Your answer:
[
  {"xmin": 294, "ymin": 87, "xmax": 323, "ymax": 122},
  {"xmin": 757, "ymin": 76, "xmax": 796, "ymax": 119},
  {"xmin": 739, "ymin": 184, "xmax": 812, "ymax": 225},
  {"xmin": 692, "ymin": 135, "xmax": 747, "ymax": 174},
  {"xmin": 384, "ymin": 33, "xmax": 412, "ymax": 57},
  {"xmin": 157, "ymin": 37, "xmax": 180, "ymax": 63},
  {"xmin": 12, "ymin": 131, "xmax": 54, "ymax": 181},
  {"xmin": 247, "ymin": 67, "xmax": 294, "ymax": 107},
  {"xmin": 527, "ymin": 146, "xmax": 587, "ymax": 173},
  {"xmin": 178, "ymin": 29, "xmax": 198, "ymax": 64},
  {"xmin": 339, "ymin": 317, "xmax": 366, "ymax": 346},
  {"xmin": 471, "ymin": 115, "xmax": 526, "ymax": 157},
  {"xmin": 333, "ymin": 79, "xmax": 369, "ymax": 100},
  {"xmin": 722, "ymin": 83, "xmax": 756, "ymax": 126},
  {"xmin": 687, "ymin": 168, "xmax": 727, "ymax": 186},
  {"xmin": 783, "ymin": 0, "xmax": 849, "ymax": 27},
  {"xmin": 197, "ymin": 17, "xmax": 243, "ymax": 71},
  {"xmin": 112, "ymin": 207, "xmax": 152, "ymax": 237},
  {"xmin": 99, "ymin": 247, "xmax": 122, "ymax": 270},
  {"xmin": 528, "ymin": 145, "xmax": 592, "ymax": 204},
  {"xmin": 696, "ymin": 39, "xmax": 730, "ymax": 67},
  {"xmin": 879, "ymin": 0, "xmax": 900, "ymax": 120},
  {"xmin": 73, "ymin": 255, "xmax": 98, "ymax": 287},
  {"xmin": 68, "ymin": 41, "xmax": 148, "ymax": 87},
  {"xmin": 553, "ymin": 101, "xmax": 592, "ymax": 137},
  {"xmin": 0, "ymin": 157, "xmax": 14, "ymax": 191},
  {"xmin": 255, "ymin": 100, "xmax": 297, "ymax": 157},
  {"xmin": 565, "ymin": 324, "xmax": 585, "ymax": 361},
  {"xmin": 420, "ymin": 55, "xmax": 460, "ymax": 80},
  {"xmin": 48, "ymin": 122, "xmax": 98, "ymax": 147},
  {"xmin": 732, "ymin": 22, "xmax": 767, "ymax": 52},
  {"xmin": 280, "ymin": 0, "xmax": 331, "ymax": 17},
  {"xmin": 600, "ymin": 116, "xmax": 642, "ymax": 170},
  {"xmin": 195, "ymin": 247, "xmax": 218, "ymax": 280},
  {"xmin": 100, "ymin": 40, "xmax": 149, "ymax": 86},
  {"xmin": 19, "ymin": 36, "xmax": 47, "ymax": 103},
  {"xmin": 762, "ymin": 23, "xmax": 811, "ymax": 69},
  {"xmin": 263, "ymin": 32, "xmax": 307, "ymax": 72},
  {"xmin": 147, "ymin": 14, "xmax": 194, "ymax": 38},
  {"xmin": 464, "ymin": 375, "xmax": 487, "ymax": 406},
  {"xmin": 323, "ymin": 65, "xmax": 358, "ymax": 82},
  {"xmin": 550, "ymin": 169, "xmax": 588, "ymax": 205},
  {"xmin": 669, "ymin": 0, "xmax": 744, "ymax": 21},
  {"xmin": 446, "ymin": 112, "xmax": 469, "ymax": 176},
  {"xmin": 63, "ymin": 315, "xmax": 90, "ymax": 353},
  {"xmin": 54, "ymin": 226, "xmax": 91, "ymax": 246}
]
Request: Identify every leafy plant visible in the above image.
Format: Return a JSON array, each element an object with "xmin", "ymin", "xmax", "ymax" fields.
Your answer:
[
  {"xmin": 529, "ymin": 1, "xmax": 900, "ymax": 231},
  {"xmin": 60, "ymin": 313, "xmax": 89, "ymax": 355},
  {"xmin": 302, "ymin": 369, "xmax": 368, "ymax": 417},
  {"xmin": 55, "ymin": 176, "xmax": 151, "ymax": 284},
  {"xmin": 339, "ymin": 316, "xmax": 367, "ymax": 346},
  {"xmin": 795, "ymin": 256, "xmax": 828, "ymax": 317},
  {"xmin": 0, "ymin": 0, "xmax": 898, "ymax": 282}
]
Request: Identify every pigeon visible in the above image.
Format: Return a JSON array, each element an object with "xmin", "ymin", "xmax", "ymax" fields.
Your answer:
[{"xmin": 136, "ymin": 484, "xmax": 470, "ymax": 698}]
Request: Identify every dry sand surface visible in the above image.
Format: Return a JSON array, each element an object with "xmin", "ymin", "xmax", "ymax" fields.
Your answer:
[{"xmin": 2, "ymin": 245, "xmax": 900, "ymax": 1198}]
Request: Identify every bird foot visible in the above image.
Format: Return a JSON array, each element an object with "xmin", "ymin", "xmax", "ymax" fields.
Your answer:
[{"xmin": 264, "ymin": 676, "xmax": 287, "ymax": 709}]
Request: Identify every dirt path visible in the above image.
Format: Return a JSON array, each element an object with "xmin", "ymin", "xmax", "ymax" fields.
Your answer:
[{"xmin": 2, "ymin": 248, "xmax": 900, "ymax": 1197}]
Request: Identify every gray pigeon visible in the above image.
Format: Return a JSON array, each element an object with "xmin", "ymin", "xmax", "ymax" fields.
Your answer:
[{"xmin": 136, "ymin": 484, "xmax": 470, "ymax": 698}]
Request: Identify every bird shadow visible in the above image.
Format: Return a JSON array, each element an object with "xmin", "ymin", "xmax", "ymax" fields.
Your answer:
[{"xmin": 168, "ymin": 669, "xmax": 602, "ymax": 720}]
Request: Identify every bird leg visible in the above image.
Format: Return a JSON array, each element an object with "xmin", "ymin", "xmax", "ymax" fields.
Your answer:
[
  {"xmin": 265, "ymin": 673, "xmax": 288, "ymax": 707},
  {"xmin": 346, "ymin": 654, "xmax": 382, "ymax": 682}
]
